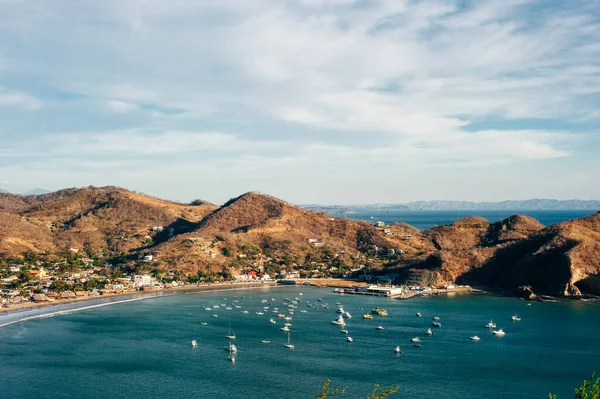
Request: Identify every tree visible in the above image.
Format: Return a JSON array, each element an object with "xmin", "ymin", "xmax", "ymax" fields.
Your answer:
[
  {"xmin": 550, "ymin": 373, "xmax": 600, "ymax": 399},
  {"xmin": 315, "ymin": 381, "xmax": 398, "ymax": 399},
  {"xmin": 315, "ymin": 380, "xmax": 345, "ymax": 399}
]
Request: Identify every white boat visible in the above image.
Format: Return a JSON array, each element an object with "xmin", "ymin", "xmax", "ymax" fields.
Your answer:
[
  {"xmin": 416, "ymin": 312, "xmax": 422, "ymax": 317},
  {"xmin": 201, "ymin": 322, "xmax": 208, "ymax": 326},
  {"xmin": 485, "ymin": 320, "xmax": 496, "ymax": 328},
  {"xmin": 226, "ymin": 324, "xmax": 236, "ymax": 340},
  {"xmin": 269, "ymin": 318, "xmax": 276, "ymax": 324},
  {"xmin": 256, "ymin": 311, "xmax": 264, "ymax": 315},
  {"xmin": 410, "ymin": 337, "xmax": 420, "ymax": 343},
  {"xmin": 394, "ymin": 346, "xmax": 402, "ymax": 354},
  {"xmin": 280, "ymin": 326, "xmax": 290, "ymax": 332},
  {"xmin": 191, "ymin": 340, "xmax": 198, "ymax": 348},
  {"xmin": 340, "ymin": 329, "xmax": 349, "ymax": 334},
  {"xmin": 346, "ymin": 336, "xmax": 353, "ymax": 342},
  {"xmin": 470, "ymin": 336, "xmax": 481, "ymax": 341},
  {"xmin": 228, "ymin": 354, "xmax": 236, "ymax": 363},
  {"xmin": 241, "ymin": 310, "xmax": 249, "ymax": 314},
  {"xmin": 332, "ymin": 315, "xmax": 346, "ymax": 326},
  {"xmin": 376, "ymin": 325, "xmax": 384, "ymax": 330},
  {"xmin": 511, "ymin": 314, "xmax": 521, "ymax": 321},
  {"xmin": 284, "ymin": 331, "xmax": 294, "ymax": 349},
  {"xmin": 229, "ymin": 342, "xmax": 238, "ymax": 353},
  {"xmin": 492, "ymin": 329, "xmax": 506, "ymax": 336},
  {"xmin": 433, "ymin": 316, "xmax": 440, "ymax": 321},
  {"xmin": 345, "ymin": 312, "xmax": 352, "ymax": 318},
  {"xmin": 432, "ymin": 321, "xmax": 441, "ymax": 328},
  {"xmin": 336, "ymin": 306, "xmax": 346, "ymax": 314},
  {"xmin": 284, "ymin": 322, "xmax": 292, "ymax": 327},
  {"xmin": 211, "ymin": 314, "xmax": 219, "ymax": 318},
  {"xmin": 225, "ymin": 307, "xmax": 232, "ymax": 311},
  {"xmin": 285, "ymin": 316, "xmax": 293, "ymax": 320},
  {"xmin": 262, "ymin": 340, "xmax": 270, "ymax": 344},
  {"xmin": 425, "ymin": 328, "xmax": 433, "ymax": 335}
]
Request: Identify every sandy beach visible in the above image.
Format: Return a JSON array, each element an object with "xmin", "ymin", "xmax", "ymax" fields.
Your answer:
[{"xmin": 0, "ymin": 281, "xmax": 278, "ymax": 315}]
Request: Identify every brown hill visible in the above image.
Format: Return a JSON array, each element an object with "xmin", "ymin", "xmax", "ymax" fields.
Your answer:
[
  {"xmin": 0, "ymin": 186, "xmax": 217, "ymax": 258},
  {"xmin": 1, "ymin": 187, "xmax": 599, "ymax": 298}
]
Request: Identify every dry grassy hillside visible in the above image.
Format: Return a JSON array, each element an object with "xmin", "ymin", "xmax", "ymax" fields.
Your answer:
[
  {"xmin": 0, "ymin": 186, "xmax": 216, "ymax": 258},
  {"xmin": 1, "ymin": 187, "xmax": 598, "ymax": 297}
]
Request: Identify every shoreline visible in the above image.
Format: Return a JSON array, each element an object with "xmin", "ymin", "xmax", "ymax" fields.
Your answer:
[{"xmin": 0, "ymin": 281, "xmax": 278, "ymax": 316}]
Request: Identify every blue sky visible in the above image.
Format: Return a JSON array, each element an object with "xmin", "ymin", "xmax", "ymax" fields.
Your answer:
[{"xmin": 1, "ymin": 0, "xmax": 599, "ymax": 204}]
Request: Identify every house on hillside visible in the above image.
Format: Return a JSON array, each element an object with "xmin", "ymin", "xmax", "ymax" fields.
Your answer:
[
  {"xmin": 375, "ymin": 221, "xmax": 385, "ymax": 227},
  {"xmin": 29, "ymin": 268, "xmax": 47, "ymax": 280}
]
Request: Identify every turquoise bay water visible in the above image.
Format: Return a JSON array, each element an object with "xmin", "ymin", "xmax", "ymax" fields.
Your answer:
[
  {"xmin": 344, "ymin": 210, "xmax": 596, "ymax": 230},
  {"xmin": 1, "ymin": 287, "xmax": 599, "ymax": 399}
]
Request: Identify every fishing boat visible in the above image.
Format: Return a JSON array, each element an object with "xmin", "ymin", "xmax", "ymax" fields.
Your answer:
[
  {"xmin": 394, "ymin": 346, "xmax": 402, "ymax": 354},
  {"xmin": 371, "ymin": 307, "xmax": 381, "ymax": 314},
  {"xmin": 470, "ymin": 336, "xmax": 481, "ymax": 341},
  {"xmin": 346, "ymin": 336, "xmax": 354, "ymax": 342},
  {"xmin": 376, "ymin": 325, "xmax": 384, "ymax": 330},
  {"xmin": 332, "ymin": 315, "xmax": 346, "ymax": 326},
  {"xmin": 241, "ymin": 310, "xmax": 249, "ymax": 314},
  {"xmin": 425, "ymin": 328, "xmax": 433, "ymax": 335},
  {"xmin": 511, "ymin": 314, "xmax": 521, "ymax": 321},
  {"xmin": 410, "ymin": 337, "xmax": 420, "ymax": 343},
  {"xmin": 492, "ymin": 329, "xmax": 506, "ymax": 336},
  {"xmin": 280, "ymin": 326, "xmax": 290, "ymax": 332},
  {"xmin": 191, "ymin": 340, "xmax": 197, "ymax": 348},
  {"xmin": 256, "ymin": 311, "xmax": 264, "ymax": 315},
  {"xmin": 269, "ymin": 318, "xmax": 276, "ymax": 324},
  {"xmin": 363, "ymin": 314, "xmax": 373, "ymax": 320},
  {"xmin": 226, "ymin": 324, "xmax": 236, "ymax": 340},
  {"xmin": 262, "ymin": 340, "xmax": 270, "ymax": 344},
  {"xmin": 284, "ymin": 332, "xmax": 294, "ymax": 349},
  {"xmin": 485, "ymin": 320, "xmax": 496, "ymax": 328}
]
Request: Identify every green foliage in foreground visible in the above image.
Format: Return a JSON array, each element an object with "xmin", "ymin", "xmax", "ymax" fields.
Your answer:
[
  {"xmin": 550, "ymin": 373, "xmax": 600, "ymax": 399},
  {"xmin": 315, "ymin": 380, "xmax": 399, "ymax": 399}
]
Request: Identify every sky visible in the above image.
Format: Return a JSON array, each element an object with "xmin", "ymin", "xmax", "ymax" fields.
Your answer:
[{"xmin": 1, "ymin": 0, "xmax": 599, "ymax": 205}]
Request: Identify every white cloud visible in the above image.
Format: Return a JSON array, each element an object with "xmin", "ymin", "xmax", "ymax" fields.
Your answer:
[
  {"xmin": 106, "ymin": 100, "xmax": 138, "ymax": 113},
  {"xmin": 0, "ymin": 88, "xmax": 41, "ymax": 110},
  {"xmin": 0, "ymin": 0, "xmax": 599, "ymax": 202}
]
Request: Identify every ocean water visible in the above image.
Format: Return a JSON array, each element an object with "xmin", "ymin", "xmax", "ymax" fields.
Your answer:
[
  {"xmin": 343, "ymin": 210, "xmax": 596, "ymax": 230},
  {"xmin": 1, "ymin": 287, "xmax": 599, "ymax": 399}
]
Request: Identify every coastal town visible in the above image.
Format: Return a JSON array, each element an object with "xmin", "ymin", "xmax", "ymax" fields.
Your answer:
[{"xmin": 0, "ymin": 246, "xmax": 475, "ymax": 312}]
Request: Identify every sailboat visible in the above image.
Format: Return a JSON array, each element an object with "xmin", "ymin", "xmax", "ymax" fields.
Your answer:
[
  {"xmin": 228, "ymin": 342, "xmax": 238, "ymax": 353},
  {"xmin": 284, "ymin": 331, "xmax": 294, "ymax": 349},
  {"xmin": 226, "ymin": 323, "xmax": 236, "ymax": 340}
]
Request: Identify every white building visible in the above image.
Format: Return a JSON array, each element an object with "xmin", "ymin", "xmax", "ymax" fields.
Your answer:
[{"xmin": 134, "ymin": 274, "xmax": 153, "ymax": 288}]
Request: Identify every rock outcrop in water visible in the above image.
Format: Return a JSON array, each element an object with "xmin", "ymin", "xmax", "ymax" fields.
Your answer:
[{"xmin": 1, "ymin": 187, "xmax": 599, "ymax": 297}]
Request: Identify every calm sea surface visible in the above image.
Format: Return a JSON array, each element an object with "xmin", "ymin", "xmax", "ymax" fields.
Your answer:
[
  {"xmin": 343, "ymin": 210, "xmax": 596, "ymax": 230},
  {"xmin": 1, "ymin": 287, "xmax": 599, "ymax": 399}
]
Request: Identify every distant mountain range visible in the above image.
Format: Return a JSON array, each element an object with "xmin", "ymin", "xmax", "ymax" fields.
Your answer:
[
  {"xmin": 0, "ymin": 188, "xmax": 50, "ymax": 195},
  {"xmin": 304, "ymin": 199, "xmax": 600, "ymax": 213}
]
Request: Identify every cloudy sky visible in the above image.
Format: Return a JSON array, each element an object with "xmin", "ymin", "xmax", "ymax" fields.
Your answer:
[{"xmin": 1, "ymin": 0, "xmax": 599, "ymax": 204}]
